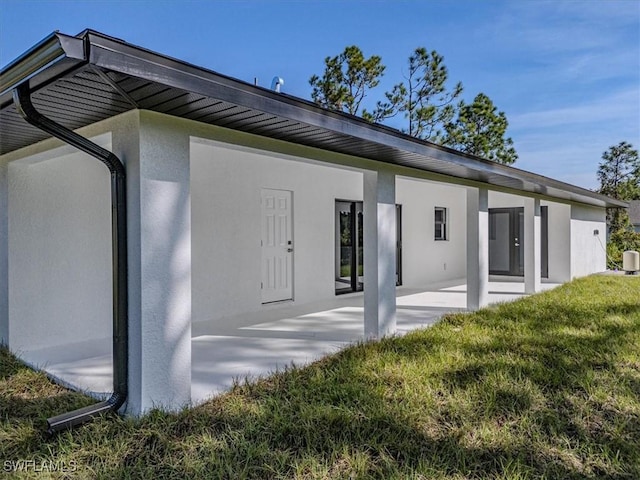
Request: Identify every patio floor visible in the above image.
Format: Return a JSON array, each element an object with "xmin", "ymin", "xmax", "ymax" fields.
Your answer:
[{"xmin": 19, "ymin": 279, "xmax": 560, "ymax": 406}]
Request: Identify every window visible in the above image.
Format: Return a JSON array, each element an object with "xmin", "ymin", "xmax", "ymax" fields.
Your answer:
[{"xmin": 434, "ymin": 207, "xmax": 448, "ymax": 241}]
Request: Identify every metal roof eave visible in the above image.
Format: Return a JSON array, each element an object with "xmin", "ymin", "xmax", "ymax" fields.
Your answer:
[
  {"xmin": 80, "ymin": 31, "xmax": 626, "ymax": 209},
  {"xmin": 0, "ymin": 32, "xmax": 87, "ymax": 109},
  {"xmin": 82, "ymin": 32, "xmax": 531, "ymax": 172},
  {"xmin": 1, "ymin": 29, "xmax": 628, "ymax": 210}
]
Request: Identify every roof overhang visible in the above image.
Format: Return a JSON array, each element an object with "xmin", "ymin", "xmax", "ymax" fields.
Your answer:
[{"xmin": 0, "ymin": 29, "xmax": 628, "ymax": 209}]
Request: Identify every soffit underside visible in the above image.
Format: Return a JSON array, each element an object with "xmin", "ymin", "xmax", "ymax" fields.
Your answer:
[
  {"xmin": 0, "ymin": 67, "xmax": 490, "ymax": 178},
  {"xmin": 0, "ymin": 65, "xmax": 622, "ymax": 208}
]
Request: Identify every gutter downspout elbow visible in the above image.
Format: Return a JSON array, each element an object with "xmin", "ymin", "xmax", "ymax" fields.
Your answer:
[{"xmin": 12, "ymin": 85, "xmax": 128, "ymax": 434}]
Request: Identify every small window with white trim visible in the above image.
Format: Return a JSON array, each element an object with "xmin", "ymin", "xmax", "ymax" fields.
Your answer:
[{"xmin": 434, "ymin": 207, "xmax": 448, "ymax": 241}]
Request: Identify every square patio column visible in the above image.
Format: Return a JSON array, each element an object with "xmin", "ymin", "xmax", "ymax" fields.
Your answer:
[
  {"xmin": 0, "ymin": 160, "xmax": 7, "ymax": 345},
  {"xmin": 363, "ymin": 169, "xmax": 396, "ymax": 338},
  {"xmin": 467, "ymin": 187, "xmax": 489, "ymax": 310},
  {"xmin": 524, "ymin": 197, "xmax": 541, "ymax": 294},
  {"xmin": 117, "ymin": 111, "xmax": 192, "ymax": 415}
]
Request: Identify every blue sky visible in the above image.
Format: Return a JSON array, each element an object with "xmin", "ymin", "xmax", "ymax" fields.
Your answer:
[{"xmin": 1, "ymin": 0, "xmax": 638, "ymax": 189}]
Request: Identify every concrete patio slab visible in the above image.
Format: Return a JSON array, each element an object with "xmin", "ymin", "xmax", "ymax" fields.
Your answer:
[{"xmin": 16, "ymin": 280, "xmax": 560, "ymax": 408}]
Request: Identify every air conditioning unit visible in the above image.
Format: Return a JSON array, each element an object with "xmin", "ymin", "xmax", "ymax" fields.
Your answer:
[{"xmin": 622, "ymin": 251, "xmax": 639, "ymax": 274}]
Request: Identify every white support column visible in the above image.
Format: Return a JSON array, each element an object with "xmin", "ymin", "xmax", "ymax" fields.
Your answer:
[
  {"xmin": 524, "ymin": 197, "xmax": 541, "ymax": 294},
  {"xmin": 363, "ymin": 169, "xmax": 396, "ymax": 338},
  {"xmin": 117, "ymin": 111, "xmax": 192, "ymax": 415},
  {"xmin": 467, "ymin": 187, "xmax": 489, "ymax": 310},
  {"xmin": 0, "ymin": 160, "xmax": 7, "ymax": 345}
]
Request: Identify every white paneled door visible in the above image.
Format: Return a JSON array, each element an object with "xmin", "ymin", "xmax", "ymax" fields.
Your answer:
[{"xmin": 261, "ymin": 189, "xmax": 293, "ymax": 303}]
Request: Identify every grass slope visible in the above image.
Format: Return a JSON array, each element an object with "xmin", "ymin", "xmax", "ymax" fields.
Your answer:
[{"xmin": 1, "ymin": 275, "xmax": 639, "ymax": 479}]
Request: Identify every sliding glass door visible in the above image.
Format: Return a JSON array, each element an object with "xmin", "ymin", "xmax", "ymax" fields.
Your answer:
[
  {"xmin": 335, "ymin": 201, "xmax": 363, "ymax": 294},
  {"xmin": 335, "ymin": 201, "xmax": 402, "ymax": 294}
]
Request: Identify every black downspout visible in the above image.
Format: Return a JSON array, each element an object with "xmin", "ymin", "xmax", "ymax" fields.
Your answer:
[{"xmin": 12, "ymin": 85, "xmax": 128, "ymax": 434}]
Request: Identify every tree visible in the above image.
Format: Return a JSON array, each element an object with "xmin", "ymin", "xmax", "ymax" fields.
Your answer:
[
  {"xmin": 364, "ymin": 47, "xmax": 463, "ymax": 142},
  {"xmin": 597, "ymin": 141, "xmax": 640, "ymax": 233},
  {"xmin": 309, "ymin": 46, "xmax": 385, "ymax": 116},
  {"xmin": 597, "ymin": 141, "xmax": 640, "ymax": 200},
  {"xmin": 607, "ymin": 228, "xmax": 640, "ymax": 269},
  {"xmin": 309, "ymin": 46, "xmax": 517, "ymax": 165},
  {"xmin": 443, "ymin": 93, "xmax": 518, "ymax": 165}
]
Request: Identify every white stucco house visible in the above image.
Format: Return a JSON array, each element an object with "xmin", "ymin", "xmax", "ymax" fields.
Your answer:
[{"xmin": 0, "ymin": 30, "xmax": 626, "ymax": 431}]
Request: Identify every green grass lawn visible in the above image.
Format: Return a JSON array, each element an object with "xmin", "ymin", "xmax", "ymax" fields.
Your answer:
[{"xmin": 1, "ymin": 275, "xmax": 639, "ymax": 479}]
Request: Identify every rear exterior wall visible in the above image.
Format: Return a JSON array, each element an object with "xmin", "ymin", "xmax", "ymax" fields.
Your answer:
[
  {"xmin": 570, "ymin": 204, "xmax": 607, "ymax": 277},
  {"xmin": 190, "ymin": 140, "xmax": 468, "ymax": 325},
  {"xmin": 7, "ymin": 138, "xmax": 112, "ymax": 353}
]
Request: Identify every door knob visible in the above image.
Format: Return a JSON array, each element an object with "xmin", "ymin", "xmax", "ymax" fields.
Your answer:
[{"xmin": 287, "ymin": 248, "xmax": 293, "ymax": 253}]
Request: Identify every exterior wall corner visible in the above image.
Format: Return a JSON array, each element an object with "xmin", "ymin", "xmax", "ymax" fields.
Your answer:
[{"xmin": 124, "ymin": 111, "xmax": 192, "ymax": 415}]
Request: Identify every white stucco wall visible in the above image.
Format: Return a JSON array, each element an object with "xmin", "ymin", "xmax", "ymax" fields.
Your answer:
[
  {"xmin": 396, "ymin": 177, "xmax": 466, "ymax": 286},
  {"xmin": 191, "ymin": 139, "xmax": 363, "ymax": 323},
  {"xmin": 570, "ymin": 204, "xmax": 607, "ymax": 278},
  {"xmin": 488, "ymin": 191, "xmax": 525, "ymax": 209},
  {"xmin": 121, "ymin": 111, "xmax": 192, "ymax": 414},
  {"xmin": 0, "ymin": 159, "xmax": 7, "ymax": 345},
  {"xmin": 191, "ymin": 140, "xmax": 474, "ymax": 324},
  {"xmin": 7, "ymin": 137, "xmax": 112, "ymax": 353},
  {"xmin": 543, "ymin": 201, "xmax": 571, "ymax": 282}
]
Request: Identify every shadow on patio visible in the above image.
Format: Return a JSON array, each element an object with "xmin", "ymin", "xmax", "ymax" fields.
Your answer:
[
  {"xmin": 17, "ymin": 279, "xmax": 560, "ymax": 406},
  {"xmin": 189, "ymin": 279, "xmax": 560, "ymax": 403}
]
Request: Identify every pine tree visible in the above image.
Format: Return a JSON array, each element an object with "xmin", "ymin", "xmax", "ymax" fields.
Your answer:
[
  {"xmin": 597, "ymin": 141, "xmax": 640, "ymax": 233},
  {"xmin": 309, "ymin": 46, "xmax": 385, "ymax": 116},
  {"xmin": 444, "ymin": 93, "xmax": 518, "ymax": 165},
  {"xmin": 364, "ymin": 47, "xmax": 463, "ymax": 142}
]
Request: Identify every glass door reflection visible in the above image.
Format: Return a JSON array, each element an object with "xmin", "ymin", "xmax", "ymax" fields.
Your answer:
[{"xmin": 335, "ymin": 201, "xmax": 363, "ymax": 294}]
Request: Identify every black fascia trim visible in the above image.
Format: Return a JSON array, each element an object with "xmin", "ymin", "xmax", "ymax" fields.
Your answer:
[
  {"xmin": 0, "ymin": 32, "xmax": 87, "ymax": 109},
  {"xmin": 1, "ymin": 29, "xmax": 626, "ymax": 209},
  {"xmin": 80, "ymin": 31, "xmax": 625, "ymax": 209},
  {"xmin": 83, "ymin": 31, "xmax": 496, "ymax": 166}
]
